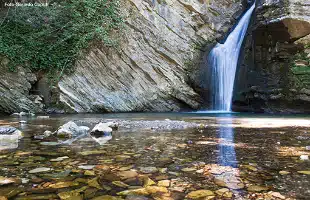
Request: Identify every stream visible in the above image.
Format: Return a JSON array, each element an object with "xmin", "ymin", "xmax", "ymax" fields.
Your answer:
[{"xmin": 0, "ymin": 113, "xmax": 310, "ymax": 199}]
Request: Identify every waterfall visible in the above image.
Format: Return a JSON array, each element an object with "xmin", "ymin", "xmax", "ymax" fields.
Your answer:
[{"xmin": 209, "ymin": 3, "xmax": 256, "ymax": 111}]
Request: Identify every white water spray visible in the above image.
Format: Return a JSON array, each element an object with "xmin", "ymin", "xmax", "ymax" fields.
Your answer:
[{"xmin": 209, "ymin": 3, "xmax": 255, "ymax": 111}]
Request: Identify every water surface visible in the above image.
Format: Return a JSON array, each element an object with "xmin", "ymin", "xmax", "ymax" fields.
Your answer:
[{"xmin": 0, "ymin": 113, "xmax": 309, "ymax": 199}]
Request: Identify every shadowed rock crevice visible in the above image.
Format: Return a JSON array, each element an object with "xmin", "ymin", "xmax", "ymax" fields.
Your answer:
[{"xmin": 233, "ymin": 0, "xmax": 310, "ymax": 113}]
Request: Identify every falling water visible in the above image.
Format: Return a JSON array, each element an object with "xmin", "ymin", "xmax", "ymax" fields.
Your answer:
[{"xmin": 209, "ymin": 3, "xmax": 256, "ymax": 111}]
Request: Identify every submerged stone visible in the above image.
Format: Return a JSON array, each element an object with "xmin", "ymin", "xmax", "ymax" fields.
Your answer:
[
  {"xmin": 115, "ymin": 155, "xmax": 131, "ymax": 162},
  {"xmin": 79, "ymin": 150, "xmax": 106, "ymax": 156},
  {"xmin": 186, "ymin": 190, "xmax": 214, "ymax": 199},
  {"xmin": 78, "ymin": 165, "xmax": 96, "ymax": 170},
  {"xmin": 88, "ymin": 178, "xmax": 103, "ymax": 190},
  {"xmin": 142, "ymin": 177, "xmax": 156, "ymax": 187},
  {"xmin": 29, "ymin": 167, "xmax": 52, "ymax": 174},
  {"xmin": 157, "ymin": 180, "xmax": 170, "ymax": 187},
  {"xmin": 112, "ymin": 181, "xmax": 129, "ymax": 188},
  {"xmin": 49, "ymin": 181, "xmax": 79, "ymax": 189},
  {"xmin": 117, "ymin": 188, "xmax": 149, "ymax": 196},
  {"xmin": 181, "ymin": 167, "xmax": 196, "ymax": 172},
  {"xmin": 279, "ymin": 171, "xmax": 290, "ymax": 175},
  {"xmin": 247, "ymin": 185, "xmax": 269, "ymax": 192},
  {"xmin": 139, "ymin": 167, "xmax": 158, "ymax": 174},
  {"xmin": 270, "ymin": 192, "xmax": 285, "ymax": 199},
  {"xmin": 0, "ymin": 187, "xmax": 23, "ymax": 199},
  {"xmin": 92, "ymin": 195, "xmax": 123, "ymax": 200},
  {"xmin": 297, "ymin": 171, "xmax": 310, "ymax": 175},
  {"xmin": 57, "ymin": 186, "xmax": 88, "ymax": 199},
  {"xmin": 0, "ymin": 177, "xmax": 15, "ymax": 186},
  {"xmin": 117, "ymin": 171, "xmax": 138, "ymax": 180},
  {"xmin": 14, "ymin": 194, "xmax": 59, "ymax": 200},
  {"xmin": 215, "ymin": 188, "xmax": 233, "ymax": 198},
  {"xmin": 51, "ymin": 156, "xmax": 69, "ymax": 162}
]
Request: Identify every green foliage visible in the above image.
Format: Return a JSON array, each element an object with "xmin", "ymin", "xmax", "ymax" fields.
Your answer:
[
  {"xmin": 0, "ymin": 0, "xmax": 123, "ymax": 80},
  {"xmin": 288, "ymin": 48, "xmax": 310, "ymax": 89}
]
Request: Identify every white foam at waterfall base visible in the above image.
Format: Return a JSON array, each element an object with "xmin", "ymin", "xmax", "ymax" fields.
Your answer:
[{"xmin": 209, "ymin": 3, "xmax": 256, "ymax": 111}]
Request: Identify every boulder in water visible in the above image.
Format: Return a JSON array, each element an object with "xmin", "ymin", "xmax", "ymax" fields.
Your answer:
[
  {"xmin": 90, "ymin": 122, "xmax": 118, "ymax": 137},
  {"xmin": 56, "ymin": 121, "xmax": 89, "ymax": 138},
  {"xmin": 0, "ymin": 126, "xmax": 23, "ymax": 151},
  {"xmin": 34, "ymin": 130, "xmax": 53, "ymax": 140},
  {"xmin": 0, "ymin": 127, "xmax": 19, "ymax": 135}
]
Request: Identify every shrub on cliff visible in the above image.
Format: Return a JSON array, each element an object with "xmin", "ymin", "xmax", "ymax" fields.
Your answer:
[{"xmin": 0, "ymin": 0, "xmax": 123, "ymax": 80}]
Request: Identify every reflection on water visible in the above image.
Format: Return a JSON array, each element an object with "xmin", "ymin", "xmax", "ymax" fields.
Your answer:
[{"xmin": 217, "ymin": 116, "xmax": 237, "ymax": 168}]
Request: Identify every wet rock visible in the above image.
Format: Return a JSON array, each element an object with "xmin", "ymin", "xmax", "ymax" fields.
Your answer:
[
  {"xmin": 0, "ymin": 177, "xmax": 15, "ymax": 186},
  {"xmin": 112, "ymin": 181, "xmax": 129, "ymax": 188},
  {"xmin": 270, "ymin": 192, "xmax": 285, "ymax": 199},
  {"xmin": 14, "ymin": 194, "xmax": 59, "ymax": 200},
  {"xmin": 158, "ymin": 168, "xmax": 167, "ymax": 174},
  {"xmin": 186, "ymin": 190, "xmax": 214, "ymax": 199},
  {"xmin": 78, "ymin": 165, "xmax": 96, "ymax": 170},
  {"xmin": 43, "ymin": 170, "xmax": 71, "ymax": 179},
  {"xmin": 35, "ymin": 130, "xmax": 53, "ymax": 139},
  {"xmin": 122, "ymin": 196, "xmax": 147, "ymax": 200},
  {"xmin": 142, "ymin": 177, "xmax": 156, "ymax": 187},
  {"xmin": 297, "ymin": 171, "xmax": 310, "ymax": 175},
  {"xmin": 0, "ymin": 187, "xmax": 23, "ymax": 199},
  {"xmin": 279, "ymin": 171, "xmax": 290, "ymax": 175},
  {"xmin": 37, "ymin": 116, "xmax": 50, "ymax": 119},
  {"xmin": 90, "ymin": 122, "xmax": 113, "ymax": 137},
  {"xmin": 51, "ymin": 156, "xmax": 69, "ymax": 162},
  {"xmin": 21, "ymin": 178, "xmax": 29, "ymax": 184},
  {"xmin": 214, "ymin": 177, "xmax": 245, "ymax": 190},
  {"xmin": 247, "ymin": 185, "xmax": 269, "ymax": 192},
  {"xmin": 88, "ymin": 178, "xmax": 103, "ymax": 189},
  {"xmin": 84, "ymin": 170, "xmax": 95, "ymax": 176},
  {"xmin": 92, "ymin": 195, "xmax": 123, "ymax": 200},
  {"xmin": 145, "ymin": 186, "xmax": 168, "ymax": 194},
  {"xmin": 30, "ymin": 178, "xmax": 44, "ymax": 183},
  {"xmin": 118, "ymin": 165, "xmax": 134, "ymax": 171},
  {"xmin": 181, "ymin": 167, "xmax": 196, "ymax": 172},
  {"xmin": 117, "ymin": 186, "xmax": 168, "ymax": 196},
  {"xmin": 300, "ymin": 155, "xmax": 309, "ymax": 160},
  {"xmin": 117, "ymin": 188, "xmax": 149, "ymax": 196},
  {"xmin": 0, "ymin": 127, "xmax": 20, "ymax": 135},
  {"xmin": 123, "ymin": 177, "xmax": 143, "ymax": 186},
  {"xmin": 0, "ymin": 126, "xmax": 23, "ymax": 151},
  {"xmin": 139, "ymin": 167, "xmax": 158, "ymax": 174},
  {"xmin": 39, "ymin": 142, "xmax": 59, "ymax": 146},
  {"xmin": 29, "ymin": 167, "xmax": 52, "ymax": 174},
  {"xmin": 57, "ymin": 121, "xmax": 89, "ymax": 138},
  {"xmin": 215, "ymin": 188, "xmax": 232, "ymax": 198},
  {"xmin": 49, "ymin": 181, "xmax": 79, "ymax": 189},
  {"xmin": 79, "ymin": 150, "xmax": 106, "ymax": 156},
  {"xmin": 95, "ymin": 165, "xmax": 110, "ymax": 172},
  {"xmin": 115, "ymin": 155, "xmax": 131, "ymax": 162},
  {"xmin": 117, "ymin": 171, "xmax": 138, "ymax": 180},
  {"xmin": 57, "ymin": 186, "xmax": 88, "ymax": 199},
  {"xmin": 157, "ymin": 180, "xmax": 170, "ymax": 187}
]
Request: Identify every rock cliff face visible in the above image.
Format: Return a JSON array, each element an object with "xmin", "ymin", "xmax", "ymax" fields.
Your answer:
[
  {"xmin": 0, "ymin": 57, "xmax": 43, "ymax": 114},
  {"xmin": 233, "ymin": 0, "xmax": 310, "ymax": 113},
  {"xmin": 58, "ymin": 0, "xmax": 246, "ymax": 113},
  {"xmin": 2, "ymin": 0, "xmax": 310, "ymax": 114}
]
